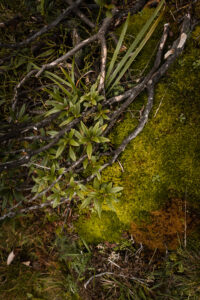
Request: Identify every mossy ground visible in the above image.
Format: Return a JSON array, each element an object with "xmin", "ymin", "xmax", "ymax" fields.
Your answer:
[{"xmin": 76, "ymin": 15, "xmax": 200, "ymax": 248}]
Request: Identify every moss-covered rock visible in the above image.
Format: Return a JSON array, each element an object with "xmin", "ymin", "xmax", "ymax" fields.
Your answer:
[{"xmin": 75, "ymin": 13, "xmax": 200, "ymax": 246}]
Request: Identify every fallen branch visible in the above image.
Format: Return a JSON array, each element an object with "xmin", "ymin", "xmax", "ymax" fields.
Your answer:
[{"xmin": 111, "ymin": 84, "xmax": 154, "ymax": 163}]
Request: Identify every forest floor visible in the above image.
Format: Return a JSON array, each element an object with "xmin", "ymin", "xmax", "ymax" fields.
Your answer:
[{"xmin": 0, "ymin": 0, "xmax": 200, "ymax": 299}]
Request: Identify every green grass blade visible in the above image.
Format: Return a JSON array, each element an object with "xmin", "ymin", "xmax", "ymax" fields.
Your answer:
[
  {"xmin": 71, "ymin": 56, "xmax": 75, "ymax": 84},
  {"xmin": 45, "ymin": 77, "xmax": 72, "ymax": 98},
  {"xmin": 45, "ymin": 71, "xmax": 72, "ymax": 88},
  {"xmin": 108, "ymin": 10, "xmax": 164, "ymax": 92},
  {"xmin": 106, "ymin": 0, "xmax": 165, "ymax": 89},
  {"xmin": 106, "ymin": 13, "xmax": 130, "ymax": 80},
  {"xmin": 60, "ymin": 66, "xmax": 77, "ymax": 92}
]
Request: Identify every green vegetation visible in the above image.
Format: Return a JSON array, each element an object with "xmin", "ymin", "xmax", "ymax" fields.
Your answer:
[{"xmin": 1, "ymin": 1, "xmax": 200, "ymax": 299}]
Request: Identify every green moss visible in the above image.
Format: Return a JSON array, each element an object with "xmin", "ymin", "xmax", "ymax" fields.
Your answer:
[
  {"xmin": 75, "ymin": 18, "xmax": 200, "ymax": 243},
  {"xmin": 76, "ymin": 211, "xmax": 124, "ymax": 244}
]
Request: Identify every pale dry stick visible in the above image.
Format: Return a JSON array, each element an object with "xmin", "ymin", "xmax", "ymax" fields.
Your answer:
[
  {"xmin": 108, "ymin": 259, "xmax": 121, "ymax": 269},
  {"xmin": 84, "ymin": 272, "xmax": 114, "ymax": 289},
  {"xmin": 84, "ymin": 271, "xmax": 148, "ymax": 289},
  {"xmin": 117, "ymin": 159, "xmax": 124, "ymax": 172},
  {"xmin": 0, "ymin": 0, "xmax": 82, "ymax": 49},
  {"xmin": 134, "ymin": 243, "xmax": 143, "ymax": 257},
  {"xmin": 27, "ymin": 162, "xmax": 51, "ymax": 170},
  {"xmin": 154, "ymin": 90, "xmax": 167, "ymax": 118},
  {"xmin": 148, "ymin": 248, "xmax": 157, "ymax": 265},
  {"xmin": 98, "ymin": 36, "xmax": 107, "ymax": 93}
]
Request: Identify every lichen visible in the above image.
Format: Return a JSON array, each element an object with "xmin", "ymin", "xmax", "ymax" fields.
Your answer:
[{"xmin": 75, "ymin": 19, "xmax": 200, "ymax": 246}]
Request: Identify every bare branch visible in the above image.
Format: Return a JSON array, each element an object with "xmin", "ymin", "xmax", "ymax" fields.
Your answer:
[
  {"xmin": 12, "ymin": 69, "xmax": 37, "ymax": 111},
  {"xmin": 111, "ymin": 84, "xmax": 154, "ymax": 164}
]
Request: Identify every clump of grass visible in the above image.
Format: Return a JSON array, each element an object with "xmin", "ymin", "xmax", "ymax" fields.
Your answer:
[{"xmin": 0, "ymin": 214, "xmax": 89, "ymax": 299}]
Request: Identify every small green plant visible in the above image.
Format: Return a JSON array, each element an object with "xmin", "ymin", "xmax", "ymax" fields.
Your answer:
[
  {"xmin": 81, "ymin": 178, "xmax": 123, "ymax": 217},
  {"xmin": 75, "ymin": 121, "xmax": 109, "ymax": 159}
]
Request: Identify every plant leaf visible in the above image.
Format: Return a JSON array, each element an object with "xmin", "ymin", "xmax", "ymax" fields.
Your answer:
[
  {"xmin": 70, "ymin": 139, "xmax": 79, "ymax": 147},
  {"xmin": 69, "ymin": 146, "xmax": 76, "ymax": 161},
  {"xmin": 86, "ymin": 143, "xmax": 93, "ymax": 159},
  {"xmin": 59, "ymin": 116, "xmax": 74, "ymax": 127},
  {"xmin": 94, "ymin": 199, "xmax": 102, "ymax": 218},
  {"xmin": 106, "ymin": 13, "xmax": 130, "ymax": 79},
  {"xmin": 111, "ymin": 186, "xmax": 124, "ymax": 193},
  {"xmin": 106, "ymin": 0, "xmax": 165, "ymax": 90},
  {"xmin": 80, "ymin": 197, "xmax": 91, "ymax": 209},
  {"xmin": 56, "ymin": 144, "xmax": 65, "ymax": 158}
]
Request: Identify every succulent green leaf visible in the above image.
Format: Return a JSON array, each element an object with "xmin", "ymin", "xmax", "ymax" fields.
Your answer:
[
  {"xmin": 45, "ymin": 107, "xmax": 61, "ymax": 117},
  {"xmin": 56, "ymin": 144, "xmax": 65, "ymax": 158},
  {"xmin": 94, "ymin": 199, "xmax": 102, "ymax": 218},
  {"xmin": 51, "ymin": 164, "xmax": 56, "ymax": 175},
  {"xmin": 83, "ymin": 159, "xmax": 88, "ymax": 169},
  {"xmin": 75, "ymin": 130, "xmax": 83, "ymax": 140},
  {"xmin": 110, "ymin": 186, "xmax": 124, "ymax": 193},
  {"xmin": 86, "ymin": 143, "xmax": 93, "ymax": 159},
  {"xmin": 70, "ymin": 139, "xmax": 79, "ymax": 147},
  {"xmin": 80, "ymin": 121, "xmax": 89, "ymax": 135},
  {"xmin": 69, "ymin": 146, "xmax": 76, "ymax": 161},
  {"xmin": 80, "ymin": 197, "xmax": 92, "ymax": 209},
  {"xmin": 93, "ymin": 178, "xmax": 100, "ymax": 189},
  {"xmin": 59, "ymin": 116, "xmax": 74, "ymax": 127}
]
